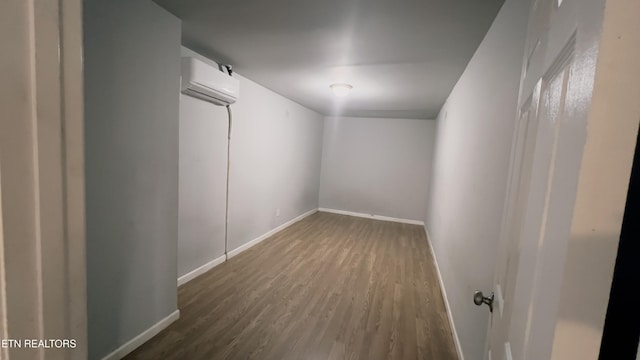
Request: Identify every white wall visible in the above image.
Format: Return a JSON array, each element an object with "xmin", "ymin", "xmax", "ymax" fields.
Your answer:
[
  {"xmin": 319, "ymin": 116, "xmax": 436, "ymax": 222},
  {"xmin": 178, "ymin": 95, "xmax": 228, "ymax": 277},
  {"xmin": 83, "ymin": 1, "xmax": 181, "ymax": 359},
  {"xmin": 425, "ymin": 0, "xmax": 530, "ymax": 357},
  {"xmin": 226, "ymin": 74, "xmax": 324, "ymax": 251},
  {"xmin": 179, "ymin": 48, "xmax": 324, "ymax": 272}
]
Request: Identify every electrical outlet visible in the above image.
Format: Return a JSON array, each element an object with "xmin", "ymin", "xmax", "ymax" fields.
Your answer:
[{"xmin": 276, "ymin": 208, "xmax": 280, "ymax": 217}]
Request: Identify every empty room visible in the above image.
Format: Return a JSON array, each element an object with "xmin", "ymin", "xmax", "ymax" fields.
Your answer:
[{"xmin": 1, "ymin": 0, "xmax": 640, "ymax": 359}]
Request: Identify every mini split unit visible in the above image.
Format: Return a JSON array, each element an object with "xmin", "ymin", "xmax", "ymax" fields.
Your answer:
[{"xmin": 180, "ymin": 57, "xmax": 239, "ymax": 106}]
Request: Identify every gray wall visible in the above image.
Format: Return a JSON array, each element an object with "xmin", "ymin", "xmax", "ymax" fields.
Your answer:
[
  {"xmin": 83, "ymin": 1, "xmax": 180, "ymax": 359},
  {"xmin": 179, "ymin": 48, "xmax": 324, "ymax": 274},
  {"xmin": 319, "ymin": 116, "xmax": 436, "ymax": 221},
  {"xmin": 178, "ymin": 94, "xmax": 228, "ymax": 276},
  {"xmin": 226, "ymin": 75, "xmax": 324, "ymax": 251},
  {"xmin": 425, "ymin": 0, "xmax": 529, "ymax": 357}
]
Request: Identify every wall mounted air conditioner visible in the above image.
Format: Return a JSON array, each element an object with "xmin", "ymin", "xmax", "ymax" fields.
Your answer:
[{"xmin": 180, "ymin": 57, "xmax": 239, "ymax": 106}]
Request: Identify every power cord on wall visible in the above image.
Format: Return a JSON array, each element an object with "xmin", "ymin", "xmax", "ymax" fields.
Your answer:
[
  {"xmin": 224, "ymin": 104, "xmax": 232, "ymax": 259},
  {"xmin": 215, "ymin": 63, "xmax": 234, "ymax": 259}
]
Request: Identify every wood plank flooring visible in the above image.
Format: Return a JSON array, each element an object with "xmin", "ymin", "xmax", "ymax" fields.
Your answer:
[{"xmin": 125, "ymin": 212, "xmax": 458, "ymax": 360}]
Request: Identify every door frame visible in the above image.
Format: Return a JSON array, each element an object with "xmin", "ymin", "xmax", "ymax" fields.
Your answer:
[
  {"xmin": 597, "ymin": 0, "xmax": 640, "ymax": 356},
  {"xmin": 598, "ymin": 128, "xmax": 640, "ymax": 359},
  {"xmin": 0, "ymin": 0, "xmax": 87, "ymax": 358}
]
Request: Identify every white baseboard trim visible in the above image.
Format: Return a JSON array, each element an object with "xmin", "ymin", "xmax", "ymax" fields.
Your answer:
[
  {"xmin": 227, "ymin": 208, "xmax": 318, "ymax": 259},
  {"xmin": 318, "ymin": 208, "xmax": 424, "ymax": 225},
  {"xmin": 424, "ymin": 225, "xmax": 464, "ymax": 360},
  {"xmin": 101, "ymin": 309, "xmax": 180, "ymax": 360},
  {"xmin": 177, "ymin": 254, "xmax": 226, "ymax": 287}
]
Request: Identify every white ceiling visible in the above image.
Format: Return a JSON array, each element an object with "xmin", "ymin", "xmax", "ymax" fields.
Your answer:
[{"xmin": 154, "ymin": 0, "xmax": 504, "ymax": 119}]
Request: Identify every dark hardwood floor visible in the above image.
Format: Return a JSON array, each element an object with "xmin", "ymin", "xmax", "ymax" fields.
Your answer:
[{"xmin": 125, "ymin": 212, "xmax": 458, "ymax": 360}]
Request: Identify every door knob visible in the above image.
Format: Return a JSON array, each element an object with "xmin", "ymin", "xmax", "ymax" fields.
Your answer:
[{"xmin": 473, "ymin": 290, "xmax": 494, "ymax": 313}]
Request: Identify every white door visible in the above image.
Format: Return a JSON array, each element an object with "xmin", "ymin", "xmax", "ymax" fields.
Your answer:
[
  {"xmin": 480, "ymin": 0, "xmax": 639, "ymax": 358},
  {"xmin": 484, "ymin": 89, "xmax": 540, "ymax": 360},
  {"xmin": 483, "ymin": 39, "xmax": 576, "ymax": 360}
]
